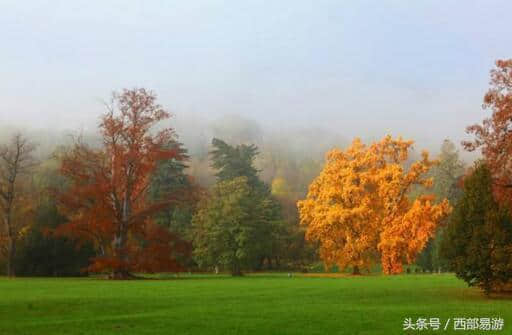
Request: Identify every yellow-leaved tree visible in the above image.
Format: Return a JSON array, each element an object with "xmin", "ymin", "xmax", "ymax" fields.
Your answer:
[{"xmin": 297, "ymin": 135, "xmax": 451, "ymax": 274}]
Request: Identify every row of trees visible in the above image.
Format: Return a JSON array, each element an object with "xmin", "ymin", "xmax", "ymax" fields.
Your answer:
[
  {"xmin": 2, "ymin": 60, "xmax": 511, "ymax": 292},
  {"xmin": 0, "ymin": 91, "xmax": 469, "ymax": 279},
  {"xmin": 442, "ymin": 59, "xmax": 512, "ymax": 294},
  {"xmin": 0, "ymin": 89, "xmax": 313, "ymax": 278}
]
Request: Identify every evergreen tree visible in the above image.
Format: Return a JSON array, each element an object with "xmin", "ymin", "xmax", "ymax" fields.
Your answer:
[
  {"xmin": 441, "ymin": 163, "xmax": 512, "ymax": 295},
  {"xmin": 149, "ymin": 140, "xmax": 199, "ymax": 269},
  {"xmin": 149, "ymin": 140, "xmax": 195, "ymax": 236},
  {"xmin": 191, "ymin": 139, "xmax": 285, "ymax": 275},
  {"xmin": 210, "ymin": 138, "xmax": 260, "ymax": 188}
]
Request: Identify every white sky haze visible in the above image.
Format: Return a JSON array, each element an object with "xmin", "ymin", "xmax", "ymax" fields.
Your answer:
[{"xmin": 1, "ymin": 0, "xmax": 512, "ymax": 154}]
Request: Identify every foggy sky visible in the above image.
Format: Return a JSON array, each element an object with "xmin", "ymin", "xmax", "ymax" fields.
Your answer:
[{"xmin": 2, "ymin": 0, "xmax": 512, "ymax": 155}]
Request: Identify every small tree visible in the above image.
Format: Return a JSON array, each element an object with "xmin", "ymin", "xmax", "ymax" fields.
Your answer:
[
  {"xmin": 441, "ymin": 163, "xmax": 512, "ymax": 295},
  {"xmin": 0, "ymin": 133, "xmax": 37, "ymax": 277},
  {"xmin": 15, "ymin": 199, "xmax": 95, "ymax": 276}
]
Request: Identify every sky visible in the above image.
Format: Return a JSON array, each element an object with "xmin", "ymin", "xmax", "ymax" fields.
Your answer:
[{"xmin": 1, "ymin": 0, "xmax": 512, "ymax": 154}]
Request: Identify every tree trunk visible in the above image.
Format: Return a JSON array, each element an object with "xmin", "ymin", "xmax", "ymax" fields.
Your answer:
[
  {"xmin": 7, "ymin": 235, "xmax": 16, "ymax": 277},
  {"xmin": 382, "ymin": 259, "xmax": 392, "ymax": 275},
  {"xmin": 111, "ymin": 222, "xmax": 130, "ymax": 279},
  {"xmin": 111, "ymin": 269, "xmax": 135, "ymax": 280},
  {"xmin": 231, "ymin": 262, "xmax": 243, "ymax": 276},
  {"xmin": 109, "ymin": 193, "xmax": 132, "ymax": 279},
  {"xmin": 266, "ymin": 257, "xmax": 273, "ymax": 270},
  {"xmin": 352, "ymin": 265, "xmax": 360, "ymax": 275},
  {"xmin": 111, "ymin": 228, "xmax": 135, "ymax": 280}
]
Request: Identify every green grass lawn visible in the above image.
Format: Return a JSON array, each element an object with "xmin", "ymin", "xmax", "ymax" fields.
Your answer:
[{"xmin": 0, "ymin": 273, "xmax": 510, "ymax": 334}]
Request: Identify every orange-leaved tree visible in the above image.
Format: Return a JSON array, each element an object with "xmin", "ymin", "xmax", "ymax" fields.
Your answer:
[
  {"xmin": 297, "ymin": 135, "xmax": 451, "ymax": 274},
  {"xmin": 55, "ymin": 88, "xmax": 190, "ymax": 279}
]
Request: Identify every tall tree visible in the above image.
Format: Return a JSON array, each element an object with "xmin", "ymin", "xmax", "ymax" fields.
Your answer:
[
  {"xmin": 464, "ymin": 59, "xmax": 512, "ymax": 206},
  {"xmin": 0, "ymin": 133, "xmax": 37, "ymax": 277},
  {"xmin": 430, "ymin": 140, "xmax": 465, "ymax": 198},
  {"xmin": 211, "ymin": 138, "xmax": 285, "ymax": 269},
  {"xmin": 149, "ymin": 140, "xmax": 200, "ymax": 268},
  {"xmin": 192, "ymin": 139, "xmax": 285, "ymax": 274},
  {"xmin": 149, "ymin": 140, "xmax": 197, "ymax": 233},
  {"xmin": 56, "ymin": 88, "xmax": 189, "ymax": 279},
  {"xmin": 210, "ymin": 138, "xmax": 260, "ymax": 187},
  {"xmin": 416, "ymin": 139, "xmax": 465, "ymax": 272},
  {"xmin": 298, "ymin": 135, "xmax": 451, "ymax": 274},
  {"xmin": 441, "ymin": 163, "xmax": 512, "ymax": 295}
]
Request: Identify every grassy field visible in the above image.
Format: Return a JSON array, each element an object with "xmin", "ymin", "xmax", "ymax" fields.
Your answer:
[{"xmin": 0, "ymin": 273, "xmax": 510, "ymax": 334}]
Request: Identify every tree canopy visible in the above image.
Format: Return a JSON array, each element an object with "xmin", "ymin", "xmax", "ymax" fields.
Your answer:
[
  {"xmin": 464, "ymin": 59, "xmax": 512, "ymax": 206},
  {"xmin": 298, "ymin": 135, "xmax": 451, "ymax": 274},
  {"xmin": 192, "ymin": 139, "xmax": 285, "ymax": 275},
  {"xmin": 55, "ymin": 89, "xmax": 190, "ymax": 278}
]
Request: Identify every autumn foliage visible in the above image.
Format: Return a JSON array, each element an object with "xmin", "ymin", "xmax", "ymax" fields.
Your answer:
[
  {"xmin": 464, "ymin": 59, "xmax": 512, "ymax": 207},
  {"xmin": 55, "ymin": 89, "xmax": 190, "ymax": 278},
  {"xmin": 298, "ymin": 135, "xmax": 451, "ymax": 274}
]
